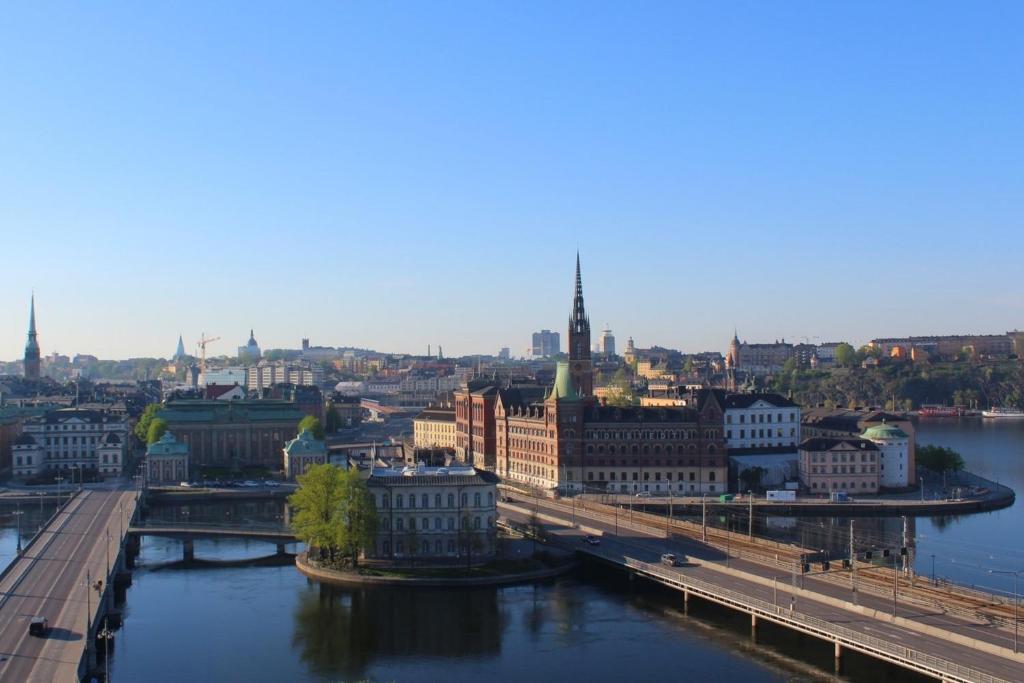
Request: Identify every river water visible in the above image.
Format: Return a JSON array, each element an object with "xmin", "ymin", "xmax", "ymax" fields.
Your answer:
[{"xmin": 1, "ymin": 420, "xmax": 1019, "ymax": 682}]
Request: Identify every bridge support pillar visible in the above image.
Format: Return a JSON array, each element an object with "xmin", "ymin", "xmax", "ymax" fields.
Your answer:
[
  {"xmin": 834, "ymin": 642, "xmax": 843, "ymax": 675},
  {"xmin": 750, "ymin": 614, "xmax": 758, "ymax": 643},
  {"xmin": 183, "ymin": 539, "xmax": 194, "ymax": 562},
  {"xmin": 276, "ymin": 543, "xmax": 286, "ymax": 555},
  {"xmin": 683, "ymin": 590, "xmax": 689, "ymax": 614}
]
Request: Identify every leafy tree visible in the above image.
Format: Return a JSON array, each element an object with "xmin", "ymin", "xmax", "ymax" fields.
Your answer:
[
  {"xmin": 134, "ymin": 403, "xmax": 163, "ymax": 442},
  {"xmin": 333, "ymin": 468, "xmax": 378, "ymax": 568},
  {"xmin": 916, "ymin": 445, "xmax": 965, "ymax": 473},
  {"xmin": 298, "ymin": 415, "xmax": 325, "ymax": 440},
  {"xmin": 146, "ymin": 417, "xmax": 168, "ymax": 445},
  {"xmin": 289, "ymin": 464, "xmax": 346, "ymax": 562},
  {"xmin": 834, "ymin": 343, "xmax": 857, "ymax": 368}
]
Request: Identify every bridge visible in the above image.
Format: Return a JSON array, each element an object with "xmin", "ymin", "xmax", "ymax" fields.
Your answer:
[
  {"xmin": 0, "ymin": 487, "xmax": 139, "ymax": 682},
  {"xmin": 499, "ymin": 495, "xmax": 1024, "ymax": 683},
  {"xmin": 127, "ymin": 522, "xmax": 296, "ymax": 561}
]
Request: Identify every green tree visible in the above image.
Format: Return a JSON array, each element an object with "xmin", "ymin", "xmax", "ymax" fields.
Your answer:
[
  {"xmin": 916, "ymin": 445, "xmax": 965, "ymax": 473},
  {"xmin": 146, "ymin": 417, "xmax": 168, "ymax": 445},
  {"xmin": 298, "ymin": 415, "xmax": 325, "ymax": 440},
  {"xmin": 333, "ymin": 468, "xmax": 378, "ymax": 568},
  {"xmin": 289, "ymin": 464, "xmax": 346, "ymax": 562},
  {"xmin": 834, "ymin": 343, "xmax": 857, "ymax": 368},
  {"xmin": 134, "ymin": 403, "xmax": 163, "ymax": 442}
]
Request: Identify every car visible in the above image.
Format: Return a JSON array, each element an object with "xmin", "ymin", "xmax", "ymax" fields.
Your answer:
[
  {"xmin": 264, "ymin": 480, "xmax": 280, "ymax": 488},
  {"xmin": 635, "ymin": 491, "xmax": 651, "ymax": 498},
  {"xmin": 660, "ymin": 553, "xmax": 679, "ymax": 567},
  {"xmin": 180, "ymin": 481, "xmax": 195, "ymax": 488},
  {"xmin": 583, "ymin": 535, "xmax": 601, "ymax": 546},
  {"xmin": 28, "ymin": 616, "xmax": 49, "ymax": 637}
]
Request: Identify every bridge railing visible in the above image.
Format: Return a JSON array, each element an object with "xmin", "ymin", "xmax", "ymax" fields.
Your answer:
[
  {"xmin": 621, "ymin": 557, "xmax": 1010, "ymax": 683},
  {"xmin": 132, "ymin": 520, "xmax": 292, "ymax": 534}
]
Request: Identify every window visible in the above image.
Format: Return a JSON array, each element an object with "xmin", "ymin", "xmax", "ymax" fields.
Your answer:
[
  {"xmin": 396, "ymin": 494, "xmax": 404, "ymax": 508},
  {"xmin": 474, "ymin": 492, "xmax": 481, "ymax": 507},
  {"xmin": 422, "ymin": 494, "xmax": 429, "ymax": 508},
  {"xmin": 448, "ymin": 493, "xmax": 455, "ymax": 507},
  {"xmin": 487, "ymin": 491, "xmax": 493, "ymax": 506},
  {"xmin": 397, "ymin": 518, "xmax": 404, "ymax": 531},
  {"xmin": 435, "ymin": 517, "xmax": 442, "ymax": 529},
  {"xmin": 435, "ymin": 493, "xmax": 442, "ymax": 507}
]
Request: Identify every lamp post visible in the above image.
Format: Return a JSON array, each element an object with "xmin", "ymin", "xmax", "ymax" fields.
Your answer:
[
  {"xmin": 13, "ymin": 506, "xmax": 23, "ymax": 554},
  {"xmin": 990, "ymin": 569, "xmax": 1021, "ymax": 654},
  {"xmin": 97, "ymin": 617, "xmax": 113, "ymax": 683},
  {"xmin": 55, "ymin": 475, "xmax": 64, "ymax": 509},
  {"xmin": 747, "ymin": 490, "xmax": 753, "ymax": 539},
  {"xmin": 931, "ymin": 554, "xmax": 936, "ymax": 586}
]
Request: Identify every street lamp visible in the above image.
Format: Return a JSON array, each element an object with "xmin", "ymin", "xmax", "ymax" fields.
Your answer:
[
  {"xmin": 97, "ymin": 617, "xmax": 114, "ymax": 683},
  {"xmin": 55, "ymin": 475, "xmax": 65, "ymax": 508},
  {"xmin": 990, "ymin": 569, "xmax": 1021, "ymax": 654},
  {"xmin": 13, "ymin": 506, "xmax": 24, "ymax": 554},
  {"xmin": 931, "ymin": 554, "xmax": 936, "ymax": 586}
]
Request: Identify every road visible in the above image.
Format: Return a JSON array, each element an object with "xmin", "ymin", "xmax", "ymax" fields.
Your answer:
[
  {"xmin": 0, "ymin": 488, "xmax": 138, "ymax": 682},
  {"xmin": 499, "ymin": 499, "xmax": 1024, "ymax": 683}
]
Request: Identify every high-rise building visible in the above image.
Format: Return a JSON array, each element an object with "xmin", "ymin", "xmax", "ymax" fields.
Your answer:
[
  {"xmin": 531, "ymin": 330, "xmax": 560, "ymax": 357},
  {"xmin": 567, "ymin": 253, "xmax": 592, "ymax": 397},
  {"xmin": 600, "ymin": 326, "xmax": 616, "ymax": 356},
  {"xmin": 24, "ymin": 294, "xmax": 40, "ymax": 381}
]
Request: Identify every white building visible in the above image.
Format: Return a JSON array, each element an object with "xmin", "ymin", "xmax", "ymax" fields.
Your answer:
[
  {"xmin": 365, "ymin": 464, "xmax": 499, "ymax": 563},
  {"xmin": 12, "ymin": 409, "xmax": 129, "ymax": 478},
  {"xmin": 200, "ymin": 366, "xmax": 247, "ymax": 388},
  {"xmin": 862, "ymin": 423, "xmax": 911, "ymax": 488},
  {"xmin": 723, "ymin": 393, "xmax": 801, "ymax": 450},
  {"xmin": 246, "ymin": 360, "xmax": 323, "ymax": 391}
]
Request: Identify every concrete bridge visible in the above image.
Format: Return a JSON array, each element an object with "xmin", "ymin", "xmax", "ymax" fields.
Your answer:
[
  {"xmin": 0, "ymin": 488, "xmax": 140, "ymax": 682},
  {"xmin": 127, "ymin": 523, "xmax": 296, "ymax": 560},
  {"xmin": 499, "ymin": 497, "xmax": 1024, "ymax": 683}
]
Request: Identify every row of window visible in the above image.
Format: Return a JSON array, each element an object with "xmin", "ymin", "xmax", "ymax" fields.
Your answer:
[
  {"xmin": 15, "ymin": 453, "xmax": 120, "ymax": 466},
  {"xmin": 808, "ymin": 452, "xmax": 877, "ymax": 463},
  {"xmin": 809, "ymin": 465, "xmax": 876, "ymax": 475},
  {"xmin": 379, "ymin": 538, "xmax": 489, "ymax": 557},
  {"xmin": 727, "ymin": 428, "xmax": 796, "ymax": 439},
  {"xmin": 725, "ymin": 412, "xmax": 796, "ymax": 424},
  {"xmin": 810, "ymin": 481, "xmax": 876, "ymax": 490},
  {"xmin": 379, "ymin": 491, "xmax": 494, "ymax": 509},
  {"xmin": 380, "ymin": 515, "xmax": 494, "ymax": 531},
  {"xmin": 582, "ymin": 470, "xmax": 717, "ymax": 482}
]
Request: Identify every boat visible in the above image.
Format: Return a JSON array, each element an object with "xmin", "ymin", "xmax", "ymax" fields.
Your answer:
[
  {"xmin": 981, "ymin": 407, "xmax": 1024, "ymax": 419},
  {"xmin": 919, "ymin": 405, "xmax": 962, "ymax": 418}
]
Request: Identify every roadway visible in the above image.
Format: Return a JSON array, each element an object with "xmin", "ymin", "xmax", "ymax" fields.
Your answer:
[
  {"xmin": 0, "ymin": 488, "xmax": 138, "ymax": 682},
  {"xmin": 499, "ymin": 499, "xmax": 1024, "ymax": 683}
]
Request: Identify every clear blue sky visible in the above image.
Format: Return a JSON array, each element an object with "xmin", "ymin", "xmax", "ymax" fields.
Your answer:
[{"xmin": 2, "ymin": 2, "xmax": 1021, "ymax": 361}]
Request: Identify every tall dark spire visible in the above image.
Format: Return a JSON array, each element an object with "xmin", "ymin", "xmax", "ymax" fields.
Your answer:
[
  {"xmin": 24, "ymin": 293, "xmax": 40, "ymax": 381},
  {"xmin": 571, "ymin": 251, "xmax": 588, "ymax": 330},
  {"xmin": 567, "ymin": 253, "xmax": 593, "ymax": 396}
]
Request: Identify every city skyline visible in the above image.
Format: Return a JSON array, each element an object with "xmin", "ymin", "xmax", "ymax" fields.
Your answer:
[{"xmin": 2, "ymin": 3, "xmax": 1022, "ymax": 359}]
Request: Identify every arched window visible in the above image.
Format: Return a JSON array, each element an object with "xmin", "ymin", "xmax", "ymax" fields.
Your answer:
[
  {"xmin": 409, "ymin": 495, "xmax": 416, "ymax": 509},
  {"xmin": 397, "ymin": 517, "xmax": 405, "ymax": 531},
  {"xmin": 461, "ymin": 492, "xmax": 468, "ymax": 506},
  {"xmin": 422, "ymin": 493, "xmax": 429, "ymax": 508},
  {"xmin": 448, "ymin": 493, "xmax": 455, "ymax": 507},
  {"xmin": 447, "ymin": 517, "xmax": 455, "ymax": 530},
  {"xmin": 487, "ymin": 491, "xmax": 494, "ymax": 506},
  {"xmin": 396, "ymin": 494, "xmax": 404, "ymax": 508},
  {"xmin": 474, "ymin": 516, "xmax": 482, "ymax": 529},
  {"xmin": 382, "ymin": 494, "xmax": 390, "ymax": 508},
  {"xmin": 474, "ymin": 492, "xmax": 481, "ymax": 507}
]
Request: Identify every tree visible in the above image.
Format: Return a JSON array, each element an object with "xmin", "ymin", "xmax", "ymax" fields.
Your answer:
[
  {"xmin": 146, "ymin": 418, "xmax": 168, "ymax": 445},
  {"xmin": 298, "ymin": 415, "xmax": 324, "ymax": 440},
  {"xmin": 333, "ymin": 468, "xmax": 378, "ymax": 568},
  {"xmin": 289, "ymin": 464, "xmax": 346, "ymax": 563},
  {"xmin": 134, "ymin": 403, "xmax": 162, "ymax": 442},
  {"xmin": 739, "ymin": 466, "xmax": 767, "ymax": 493},
  {"xmin": 834, "ymin": 343, "xmax": 857, "ymax": 368},
  {"xmin": 916, "ymin": 445, "xmax": 965, "ymax": 473}
]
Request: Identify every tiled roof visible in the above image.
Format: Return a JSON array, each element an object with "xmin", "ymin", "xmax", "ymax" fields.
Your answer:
[{"xmin": 798, "ymin": 437, "xmax": 878, "ymax": 452}]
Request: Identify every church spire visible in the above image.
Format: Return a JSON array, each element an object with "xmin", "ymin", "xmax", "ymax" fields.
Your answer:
[
  {"xmin": 28, "ymin": 293, "xmax": 37, "ymax": 337},
  {"xmin": 567, "ymin": 253, "xmax": 592, "ymax": 396},
  {"xmin": 24, "ymin": 293, "xmax": 41, "ymax": 380}
]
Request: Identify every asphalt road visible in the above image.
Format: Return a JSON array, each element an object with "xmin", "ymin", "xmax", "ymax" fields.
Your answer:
[
  {"xmin": 0, "ymin": 488, "xmax": 137, "ymax": 682},
  {"xmin": 500, "ymin": 500, "xmax": 1024, "ymax": 683}
]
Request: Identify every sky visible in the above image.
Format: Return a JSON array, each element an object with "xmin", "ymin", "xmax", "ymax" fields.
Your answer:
[{"xmin": 1, "ymin": 2, "xmax": 1022, "ymax": 361}]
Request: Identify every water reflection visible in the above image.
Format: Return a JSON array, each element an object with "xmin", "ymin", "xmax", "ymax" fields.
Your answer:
[{"xmin": 292, "ymin": 582, "xmax": 502, "ymax": 679}]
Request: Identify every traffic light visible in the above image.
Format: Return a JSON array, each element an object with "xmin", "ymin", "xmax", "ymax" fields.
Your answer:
[
  {"xmin": 821, "ymin": 561, "xmax": 830, "ymax": 571},
  {"xmin": 801, "ymin": 562, "xmax": 810, "ymax": 573},
  {"xmin": 900, "ymin": 547, "xmax": 908, "ymax": 556},
  {"xmin": 882, "ymin": 549, "xmax": 891, "ymax": 558}
]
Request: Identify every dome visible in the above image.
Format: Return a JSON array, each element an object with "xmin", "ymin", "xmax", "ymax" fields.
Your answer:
[{"xmin": 862, "ymin": 423, "xmax": 908, "ymax": 441}]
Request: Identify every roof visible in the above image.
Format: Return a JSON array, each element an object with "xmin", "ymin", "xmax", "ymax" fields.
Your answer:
[
  {"xmin": 366, "ymin": 466, "xmax": 499, "ymax": 487},
  {"xmin": 284, "ymin": 429, "xmax": 327, "ymax": 456},
  {"xmin": 161, "ymin": 399, "xmax": 305, "ymax": 424},
  {"xmin": 146, "ymin": 431, "xmax": 189, "ymax": 456},
  {"xmin": 13, "ymin": 433, "xmax": 37, "ymax": 446},
  {"xmin": 548, "ymin": 361, "xmax": 579, "ymax": 402},
  {"xmin": 722, "ymin": 392, "xmax": 799, "ymax": 409},
  {"xmin": 414, "ymin": 406, "xmax": 456, "ymax": 423},
  {"xmin": 862, "ymin": 423, "xmax": 909, "ymax": 440},
  {"xmin": 798, "ymin": 437, "xmax": 878, "ymax": 452}
]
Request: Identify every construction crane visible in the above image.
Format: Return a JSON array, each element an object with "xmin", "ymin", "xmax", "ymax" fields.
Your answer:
[{"xmin": 196, "ymin": 333, "xmax": 221, "ymax": 379}]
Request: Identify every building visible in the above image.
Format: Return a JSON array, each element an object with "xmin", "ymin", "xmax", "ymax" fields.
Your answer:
[
  {"xmin": 200, "ymin": 367, "xmax": 247, "ymax": 388},
  {"xmin": 413, "ymin": 403, "xmax": 457, "ymax": 449},
  {"xmin": 862, "ymin": 422, "xmax": 911, "ymax": 488},
  {"xmin": 246, "ymin": 360, "xmax": 323, "ymax": 391},
  {"xmin": 727, "ymin": 332, "xmax": 794, "ymax": 374},
  {"xmin": 238, "ymin": 329, "xmax": 262, "ymax": 361},
  {"xmin": 174, "ymin": 335, "xmax": 188, "ymax": 361},
  {"xmin": 146, "ymin": 431, "xmax": 190, "ymax": 484},
  {"xmin": 266, "ymin": 383, "xmax": 324, "ymax": 420},
  {"xmin": 205, "ymin": 384, "xmax": 246, "ymax": 401},
  {"xmin": 868, "ymin": 334, "xmax": 1014, "ymax": 360},
  {"xmin": 600, "ymin": 326, "xmax": 616, "ymax": 356},
  {"xmin": 158, "ymin": 399, "xmax": 306, "ymax": 471},
  {"xmin": 801, "ymin": 408, "xmax": 916, "ymax": 485},
  {"xmin": 24, "ymin": 294, "xmax": 40, "ymax": 381},
  {"xmin": 12, "ymin": 409, "xmax": 129, "ymax": 479},
  {"xmin": 567, "ymin": 253, "xmax": 593, "ymax": 398},
  {"xmin": 531, "ymin": 330, "xmax": 560, "ymax": 358},
  {"xmin": 364, "ymin": 464, "xmax": 499, "ymax": 563},
  {"xmin": 454, "ymin": 379, "xmax": 500, "ymax": 468},
  {"xmin": 798, "ymin": 437, "xmax": 879, "ymax": 494},
  {"xmin": 723, "ymin": 392, "xmax": 801, "ymax": 450},
  {"xmin": 283, "ymin": 428, "xmax": 330, "ymax": 480}
]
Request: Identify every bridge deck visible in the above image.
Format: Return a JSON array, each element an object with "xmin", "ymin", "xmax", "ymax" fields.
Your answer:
[{"xmin": 0, "ymin": 488, "xmax": 138, "ymax": 682}]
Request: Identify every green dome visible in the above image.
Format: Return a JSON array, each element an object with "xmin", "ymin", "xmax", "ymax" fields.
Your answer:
[
  {"xmin": 862, "ymin": 423, "xmax": 908, "ymax": 441},
  {"xmin": 548, "ymin": 361, "xmax": 580, "ymax": 402}
]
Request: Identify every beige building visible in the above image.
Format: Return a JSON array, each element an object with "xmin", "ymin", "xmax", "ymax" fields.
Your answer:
[
  {"xmin": 12, "ymin": 409, "xmax": 129, "ymax": 479},
  {"xmin": 798, "ymin": 437, "xmax": 879, "ymax": 494},
  {"xmin": 802, "ymin": 408, "xmax": 916, "ymax": 485},
  {"xmin": 413, "ymin": 403, "xmax": 457, "ymax": 449}
]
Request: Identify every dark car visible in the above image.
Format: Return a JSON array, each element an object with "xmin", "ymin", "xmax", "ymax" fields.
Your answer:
[
  {"xmin": 28, "ymin": 617, "xmax": 49, "ymax": 637},
  {"xmin": 583, "ymin": 535, "xmax": 601, "ymax": 546}
]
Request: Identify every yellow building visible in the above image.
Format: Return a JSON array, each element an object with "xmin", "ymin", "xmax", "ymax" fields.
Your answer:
[{"xmin": 413, "ymin": 403, "xmax": 457, "ymax": 449}]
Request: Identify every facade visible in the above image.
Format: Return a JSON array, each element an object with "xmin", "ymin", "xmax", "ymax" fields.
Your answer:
[
  {"xmin": 246, "ymin": 360, "xmax": 324, "ymax": 392},
  {"xmin": 600, "ymin": 327, "xmax": 616, "ymax": 356},
  {"xmin": 869, "ymin": 334, "xmax": 1014, "ymax": 360},
  {"xmin": 798, "ymin": 437, "xmax": 879, "ymax": 494},
  {"xmin": 12, "ymin": 409, "xmax": 129, "ymax": 478},
  {"xmin": 802, "ymin": 408, "xmax": 916, "ymax": 485},
  {"xmin": 413, "ymin": 403, "xmax": 457, "ymax": 449},
  {"xmin": 283, "ymin": 428, "xmax": 331, "ymax": 480},
  {"xmin": 495, "ymin": 362, "xmax": 728, "ymax": 495},
  {"xmin": 200, "ymin": 367, "xmax": 247, "ymax": 387},
  {"xmin": 454, "ymin": 380, "xmax": 500, "ymax": 468},
  {"xmin": 158, "ymin": 399, "xmax": 306, "ymax": 470},
  {"xmin": 531, "ymin": 330, "xmax": 560, "ymax": 358},
  {"xmin": 24, "ymin": 294, "xmax": 40, "ymax": 381},
  {"xmin": 146, "ymin": 431, "xmax": 190, "ymax": 484},
  {"xmin": 723, "ymin": 393, "xmax": 801, "ymax": 450},
  {"xmin": 862, "ymin": 423, "xmax": 911, "ymax": 488},
  {"xmin": 365, "ymin": 465, "xmax": 499, "ymax": 563}
]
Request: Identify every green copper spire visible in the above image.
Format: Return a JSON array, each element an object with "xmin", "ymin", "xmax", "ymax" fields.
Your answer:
[{"xmin": 549, "ymin": 361, "xmax": 580, "ymax": 401}]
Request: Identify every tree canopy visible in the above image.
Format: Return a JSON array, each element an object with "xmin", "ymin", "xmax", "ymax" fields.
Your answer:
[
  {"xmin": 834, "ymin": 343, "xmax": 857, "ymax": 368},
  {"xmin": 289, "ymin": 464, "xmax": 377, "ymax": 567},
  {"xmin": 298, "ymin": 415, "xmax": 325, "ymax": 440},
  {"xmin": 916, "ymin": 445, "xmax": 965, "ymax": 473},
  {"xmin": 134, "ymin": 403, "xmax": 163, "ymax": 442},
  {"xmin": 146, "ymin": 417, "xmax": 168, "ymax": 444}
]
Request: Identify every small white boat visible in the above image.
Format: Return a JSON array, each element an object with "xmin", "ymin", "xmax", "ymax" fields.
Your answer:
[{"xmin": 981, "ymin": 407, "xmax": 1024, "ymax": 419}]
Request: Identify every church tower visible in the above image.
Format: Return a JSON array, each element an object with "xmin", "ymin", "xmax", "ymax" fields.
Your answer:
[
  {"xmin": 24, "ymin": 294, "xmax": 40, "ymax": 381},
  {"xmin": 568, "ymin": 253, "xmax": 593, "ymax": 397}
]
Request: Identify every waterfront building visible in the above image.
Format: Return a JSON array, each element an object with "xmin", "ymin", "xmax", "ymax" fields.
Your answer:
[
  {"xmin": 158, "ymin": 399, "xmax": 306, "ymax": 471},
  {"xmin": 146, "ymin": 431, "xmax": 190, "ymax": 484},
  {"xmin": 413, "ymin": 403, "xmax": 457, "ymax": 449},
  {"xmin": 283, "ymin": 428, "xmax": 330, "ymax": 480},
  {"xmin": 802, "ymin": 408, "xmax": 916, "ymax": 485},
  {"xmin": 861, "ymin": 422, "xmax": 911, "ymax": 488},
  {"xmin": 723, "ymin": 392, "xmax": 800, "ymax": 450},
  {"xmin": 531, "ymin": 330, "xmax": 560, "ymax": 358},
  {"xmin": 237, "ymin": 329, "xmax": 262, "ymax": 361},
  {"xmin": 12, "ymin": 408, "xmax": 129, "ymax": 478},
  {"xmin": 24, "ymin": 294, "xmax": 40, "ymax": 381},
  {"xmin": 365, "ymin": 464, "xmax": 499, "ymax": 563},
  {"xmin": 797, "ymin": 437, "xmax": 879, "ymax": 494},
  {"xmin": 454, "ymin": 380, "xmax": 500, "ymax": 468}
]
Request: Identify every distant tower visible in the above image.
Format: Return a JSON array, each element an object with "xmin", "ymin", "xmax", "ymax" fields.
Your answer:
[
  {"xmin": 600, "ymin": 325, "xmax": 616, "ymax": 357},
  {"xmin": 24, "ymin": 294, "xmax": 40, "ymax": 381},
  {"xmin": 568, "ymin": 253, "xmax": 593, "ymax": 397},
  {"xmin": 174, "ymin": 334, "xmax": 187, "ymax": 361},
  {"xmin": 729, "ymin": 329, "xmax": 741, "ymax": 368}
]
